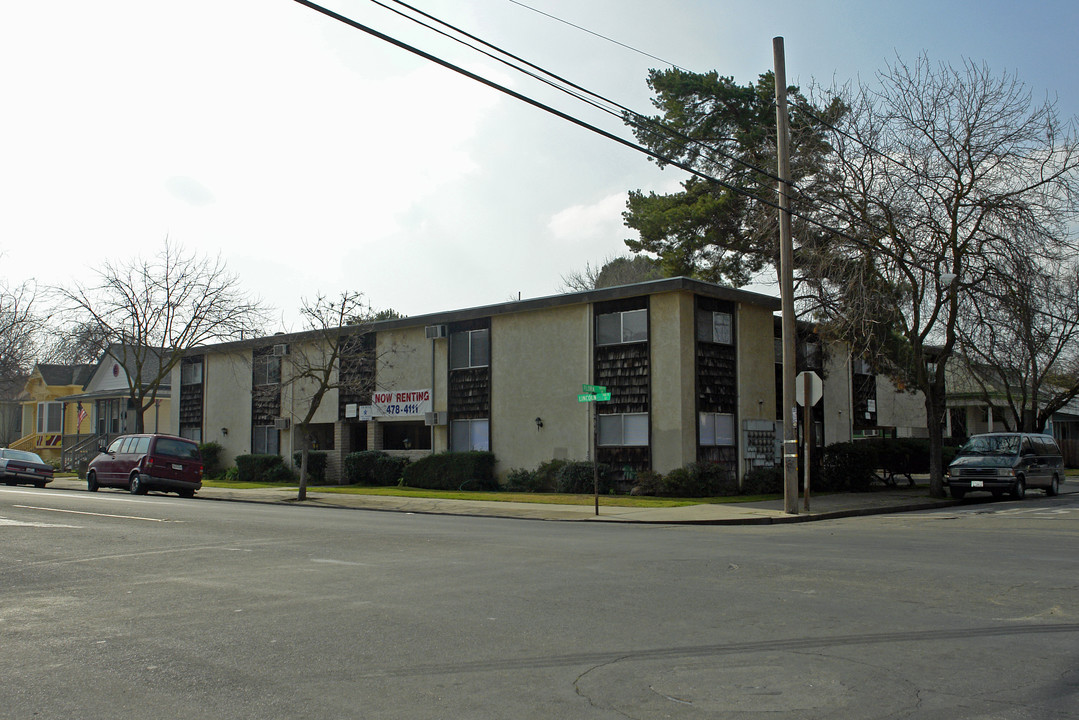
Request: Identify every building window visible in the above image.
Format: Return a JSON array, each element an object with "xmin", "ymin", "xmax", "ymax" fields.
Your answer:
[
  {"xmin": 852, "ymin": 357, "xmax": 873, "ymax": 375},
  {"xmin": 451, "ymin": 418, "xmax": 489, "ymax": 451},
  {"xmin": 181, "ymin": 360, "xmax": 203, "ymax": 385},
  {"xmin": 598, "ymin": 413, "xmax": 649, "ymax": 446},
  {"xmin": 253, "ymin": 355, "xmax": 281, "ymax": 386},
  {"xmin": 180, "ymin": 425, "xmax": 202, "ymax": 443},
  {"xmin": 700, "ymin": 412, "xmax": 736, "ymax": 446},
  {"xmin": 37, "ymin": 402, "xmax": 62, "ymax": 434},
  {"xmin": 596, "ymin": 309, "xmax": 648, "ymax": 345},
  {"xmin": 450, "ymin": 329, "xmax": 490, "ymax": 370},
  {"xmin": 698, "ymin": 310, "xmax": 733, "ymax": 344},
  {"xmin": 252, "ymin": 425, "xmax": 279, "ymax": 455},
  {"xmin": 384, "ymin": 421, "xmax": 431, "ymax": 451}
]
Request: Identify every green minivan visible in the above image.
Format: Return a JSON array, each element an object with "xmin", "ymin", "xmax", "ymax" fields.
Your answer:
[{"xmin": 946, "ymin": 432, "xmax": 1064, "ymax": 500}]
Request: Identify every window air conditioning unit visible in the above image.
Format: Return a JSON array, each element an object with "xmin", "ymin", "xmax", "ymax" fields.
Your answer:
[
  {"xmin": 425, "ymin": 325, "xmax": 448, "ymax": 339},
  {"xmin": 274, "ymin": 417, "xmax": 291, "ymax": 430},
  {"xmin": 272, "ymin": 344, "xmax": 290, "ymax": 357}
]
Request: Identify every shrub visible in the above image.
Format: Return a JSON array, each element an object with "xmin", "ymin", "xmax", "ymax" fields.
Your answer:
[
  {"xmin": 658, "ymin": 462, "xmax": 738, "ymax": 497},
  {"xmin": 741, "ymin": 465, "xmax": 783, "ymax": 495},
  {"xmin": 198, "ymin": 442, "xmax": 225, "ymax": 478},
  {"xmin": 531, "ymin": 459, "xmax": 567, "ymax": 493},
  {"xmin": 292, "ymin": 450, "xmax": 327, "ymax": 483},
  {"xmin": 344, "ymin": 450, "xmax": 408, "ymax": 486},
  {"xmin": 503, "ymin": 467, "xmax": 539, "ymax": 492},
  {"xmin": 630, "ymin": 469, "xmax": 664, "ymax": 496},
  {"xmin": 235, "ymin": 454, "xmax": 290, "ymax": 483},
  {"xmin": 555, "ymin": 461, "xmax": 612, "ymax": 494},
  {"xmin": 819, "ymin": 442, "xmax": 877, "ymax": 491},
  {"xmin": 402, "ymin": 452, "xmax": 497, "ymax": 491},
  {"xmin": 266, "ymin": 463, "xmax": 297, "ymax": 483},
  {"xmin": 222, "ymin": 466, "xmax": 239, "ymax": 482}
]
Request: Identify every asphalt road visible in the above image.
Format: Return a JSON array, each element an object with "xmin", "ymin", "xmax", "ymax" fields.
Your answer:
[{"xmin": 2, "ymin": 485, "xmax": 1077, "ymax": 719}]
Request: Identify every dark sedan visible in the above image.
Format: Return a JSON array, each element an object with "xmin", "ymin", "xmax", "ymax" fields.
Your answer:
[{"xmin": 0, "ymin": 448, "xmax": 54, "ymax": 487}]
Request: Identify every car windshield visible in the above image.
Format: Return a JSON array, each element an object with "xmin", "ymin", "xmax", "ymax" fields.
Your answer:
[
  {"xmin": 958, "ymin": 435, "xmax": 1020, "ymax": 457},
  {"xmin": 1, "ymin": 449, "xmax": 45, "ymax": 463}
]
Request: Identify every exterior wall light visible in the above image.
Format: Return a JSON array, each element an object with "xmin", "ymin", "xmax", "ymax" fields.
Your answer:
[{"xmin": 535, "ymin": 417, "xmax": 543, "ymax": 429}]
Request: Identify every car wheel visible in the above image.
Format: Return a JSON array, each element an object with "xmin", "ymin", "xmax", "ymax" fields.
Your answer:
[
  {"xmin": 87, "ymin": 472, "xmax": 99, "ymax": 492},
  {"xmin": 950, "ymin": 487, "xmax": 966, "ymax": 500},
  {"xmin": 4, "ymin": 481, "xmax": 14, "ymax": 486},
  {"xmin": 1047, "ymin": 474, "xmax": 1060, "ymax": 497},
  {"xmin": 129, "ymin": 473, "xmax": 147, "ymax": 495},
  {"xmin": 178, "ymin": 489, "xmax": 195, "ymax": 498},
  {"xmin": 34, "ymin": 481, "xmax": 46, "ymax": 488},
  {"xmin": 1011, "ymin": 476, "xmax": 1026, "ymax": 500}
]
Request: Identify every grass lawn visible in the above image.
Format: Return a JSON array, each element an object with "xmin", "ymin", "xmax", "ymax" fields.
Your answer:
[{"xmin": 200, "ymin": 479, "xmax": 782, "ymax": 508}]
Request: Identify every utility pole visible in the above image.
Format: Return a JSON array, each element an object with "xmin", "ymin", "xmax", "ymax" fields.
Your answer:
[{"xmin": 774, "ymin": 37, "xmax": 799, "ymax": 514}]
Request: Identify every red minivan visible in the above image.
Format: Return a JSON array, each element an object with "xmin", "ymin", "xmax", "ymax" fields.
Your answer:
[{"xmin": 87, "ymin": 434, "xmax": 203, "ymax": 497}]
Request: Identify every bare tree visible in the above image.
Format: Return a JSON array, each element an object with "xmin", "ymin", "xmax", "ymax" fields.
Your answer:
[
  {"xmin": 39, "ymin": 320, "xmax": 110, "ymax": 366},
  {"xmin": 560, "ymin": 255, "xmax": 665, "ymax": 292},
  {"xmin": 55, "ymin": 240, "xmax": 269, "ymax": 432},
  {"xmin": 0, "ymin": 279, "xmax": 40, "ymax": 382},
  {"xmin": 957, "ymin": 251, "xmax": 1079, "ymax": 432},
  {"xmin": 801, "ymin": 56, "xmax": 1079, "ymax": 497},
  {"xmin": 285, "ymin": 292, "xmax": 378, "ymax": 501}
]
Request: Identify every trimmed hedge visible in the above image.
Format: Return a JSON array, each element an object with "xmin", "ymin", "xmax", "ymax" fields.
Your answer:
[
  {"xmin": 402, "ymin": 452, "xmax": 497, "ymax": 491},
  {"xmin": 658, "ymin": 462, "xmax": 739, "ymax": 497},
  {"xmin": 741, "ymin": 465, "xmax": 783, "ymax": 495},
  {"xmin": 198, "ymin": 442, "xmax": 224, "ymax": 478},
  {"xmin": 820, "ymin": 442, "xmax": 877, "ymax": 491},
  {"xmin": 235, "ymin": 454, "xmax": 296, "ymax": 483},
  {"xmin": 292, "ymin": 450, "xmax": 327, "ymax": 483},
  {"xmin": 554, "ymin": 461, "xmax": 612, "ymax": 494},
  {"xmin": 343, "ymin": 450, "xmax": 408, "ymax": 486}
]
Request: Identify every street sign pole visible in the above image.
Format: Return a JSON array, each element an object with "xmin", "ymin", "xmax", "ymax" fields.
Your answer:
[
  {"xmin": 579, "ymin": 384, "xmax": 608, "ymax": 516},
  {"xmin": 593, "ymin": 400, "xmax": 599, "ymax": 516}
]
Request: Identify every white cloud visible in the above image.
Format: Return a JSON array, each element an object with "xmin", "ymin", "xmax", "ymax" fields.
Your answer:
[{"xmin": 547, "ymin": 192, "xmax": 627, "ymax": 242}]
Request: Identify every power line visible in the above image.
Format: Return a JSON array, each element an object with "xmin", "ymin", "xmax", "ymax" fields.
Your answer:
[
  {"xmin": 504, "ymin": 0, "xmax": 691, "ymax": 72},
  {"xmin": 373, "ymin": 0, "xmax": 788, "ymax": 186},
  {"xmin": 291, "ymin": 0, "xmax": 860, "ymax": 245}
]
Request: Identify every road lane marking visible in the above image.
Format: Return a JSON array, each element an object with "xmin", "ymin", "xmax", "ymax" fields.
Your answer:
[
  {"xmin": 0, "ymin": 488, "xmax": 164, "ymax": 504},
  {"xmin": 14, "ymin": 505, "xmax": 180, "ymax": 523},
  {"xmin": 0, "ymin": 515, "xmax": 82, "ymax": 528}
]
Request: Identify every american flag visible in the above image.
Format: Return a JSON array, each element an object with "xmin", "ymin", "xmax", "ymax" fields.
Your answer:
[{"xmin": 77, "ymin": 404, "xmax": 88, "ymax": 432}]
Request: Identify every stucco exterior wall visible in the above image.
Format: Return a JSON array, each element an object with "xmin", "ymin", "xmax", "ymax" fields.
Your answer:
[
  {"xmin": 491, "ymin": 304, "xmax": 590, "ymax": 475},
  {"xmin": 200, "ymin": 350, "xmax": 254, "ymax": 467},
  {"xmin": 875, "ymin": 376, "xmax": 927, "ymax": 437},
  {"xmin": 280, "ymin": 340, "xmax": 340, "ymax": 427},
  {"xmin": 649, "ymin": 292, "xmax": 696, "ymax": 474},
  {"xmin": 737, "ymin": 304, "xmax": 778, "ymax": 424},
  {"xmin": 822, "ymin": 345, "xmax": 853, "ymax": 445}
]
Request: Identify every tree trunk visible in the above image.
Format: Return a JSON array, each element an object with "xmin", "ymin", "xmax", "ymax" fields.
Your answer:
[
  {"xmin": 297, "ymin": 429, "xmax": 309, "ymax": 501},
  {"xmin": 925, "ymin": 392, "xmax": 948, "ymax": 498}
]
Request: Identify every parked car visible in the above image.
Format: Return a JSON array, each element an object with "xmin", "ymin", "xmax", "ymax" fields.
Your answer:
[
  {"xmin": 946, "ymin": 432, "xmax": 1064, "ymax": 500},
  {"xmin": 0, "ymin": 448, "xmax": 54, "ymax": 488},
  {"xmin": 87, "ymin": 434, "xmax": 203, "ymax": 497}
]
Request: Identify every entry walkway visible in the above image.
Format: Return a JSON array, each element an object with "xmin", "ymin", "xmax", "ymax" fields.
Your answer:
[{"xmin": 39, "ymin": 476, "xmax": 1039, "ymax": 524}]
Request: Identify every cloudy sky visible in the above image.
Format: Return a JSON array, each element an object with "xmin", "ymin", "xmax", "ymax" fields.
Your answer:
[{"xmin": 2, "ymin": 0, "xmax": 1076, "ymax": 330}]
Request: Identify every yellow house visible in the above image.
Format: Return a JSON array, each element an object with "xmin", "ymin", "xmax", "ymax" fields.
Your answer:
[{"xmin": 15, "ymin": 364, "xmax": 95, "ymax": 463}]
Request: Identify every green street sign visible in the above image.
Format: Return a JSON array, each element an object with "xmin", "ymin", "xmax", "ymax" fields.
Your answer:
[
  {"xmin": 578, "ymin": 392, "xmax": 612, "ymax": 403},
  {"xmin": 582, "ymin": 384, "xmax": 607, "ymax": 394}
]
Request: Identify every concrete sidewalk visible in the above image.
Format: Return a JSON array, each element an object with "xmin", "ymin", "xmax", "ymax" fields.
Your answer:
[{"xmin": 36, "ymin": 475, "xmax": 1016, "ymax": 524}]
